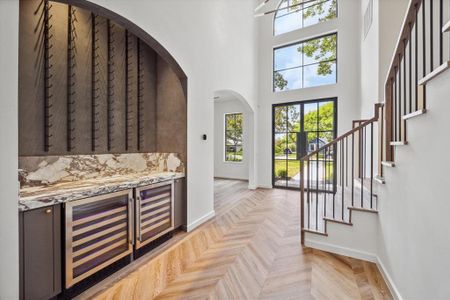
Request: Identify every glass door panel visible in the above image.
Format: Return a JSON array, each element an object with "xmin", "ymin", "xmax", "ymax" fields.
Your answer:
[
  {"xmin": 274, "ymin": 132, "xmax": 288, "ymax": 187},
  {"xmin": 273, "ymin": 98, "xmax": 336, "ymax": 190}
]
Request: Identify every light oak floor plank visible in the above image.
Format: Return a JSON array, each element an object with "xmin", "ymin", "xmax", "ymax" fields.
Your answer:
[{"xmin": 78, "ymin": 179, "xmax": 392, "ymax": 300}]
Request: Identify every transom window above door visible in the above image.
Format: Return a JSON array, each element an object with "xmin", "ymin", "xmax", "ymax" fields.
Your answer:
[
  {"xmin": 273, "ymin": 33, "xmax": 337, "ymax": 92},
  {"xmin": 274, "ymin": 0, "xmax": 337, "ymax": 36}
]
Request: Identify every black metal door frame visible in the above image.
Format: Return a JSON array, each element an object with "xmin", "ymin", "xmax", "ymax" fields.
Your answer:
[{"xmin": 272, "ymin": 97, "xmax": 338, "ymax": 190}]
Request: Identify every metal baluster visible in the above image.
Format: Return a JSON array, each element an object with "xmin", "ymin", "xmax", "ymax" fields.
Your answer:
[
  {"xmin": 360, "ymin": 127, "xmax": 364, "ymax": 208},
  {"xmin": 341, "ymin": 140, "xmax": 344, "ymax": 221},
  {"xmin": 323, "ymin": 148, "xmax": 327, "ymax": 218},
  {"xmin": 415, "ymin": 4, "xmax": 419, "ymax": 111},
  {"xmin": 346, "ymin": 136, "xmax": 348, "ymax": 187},
  {"xmin": 394, "ymin": 69, "xmax": 397, "ymax": 141},
  {"xmin": 423, "ymin": 1, "xmax": 427, "ymax": 77},
  {"xmin": 370, "ymin": 123, "xmax": 374, "ymax": 209},
  {"xmin": 398, "ymin": 54, "xmax": 402, "ymax": 141},
  {"xmin": 316, "ymin": 149, "xmax": 319, "ymax": 230},
  {"xmin": 430, "ymin": 0, "xmax": 434, "ymax": 71},
  {"xmin": 439, "ymin": 0, "xmax": 443, "ymax": 65},
  {"xmin": 332, "ymin": 143, "xmax": 336, "ymax": 219},
  {"xmin": 300, "ymin": 159, "xmax": 305, "ymax": 242},
  {"xmin": 409, "ymin": 24, "xmax": 412, "ymax": 114},
  {"xmin": 404, "ymin": 40, "xmax": 407, "ymax": 116},
  {"xmin": 307, "ymin": 158, "xmax": 310, "ymax": 229},
  {"xmin": 351, "ymin": 132, "xmax": 354, "ymax": 207}
]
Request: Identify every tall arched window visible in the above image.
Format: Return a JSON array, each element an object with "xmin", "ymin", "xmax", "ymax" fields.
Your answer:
[{"xmin": 274, "ymin": 0, "xmax": 337, "ymax": 36}]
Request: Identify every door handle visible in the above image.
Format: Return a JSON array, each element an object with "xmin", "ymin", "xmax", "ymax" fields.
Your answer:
[
  {"xmin": 136, "ymin": 196, "xmax": 142, "ymax": 242},
  {"xmin": 128, "ymin": 197, "xmax": 134, "ymax": 245}
]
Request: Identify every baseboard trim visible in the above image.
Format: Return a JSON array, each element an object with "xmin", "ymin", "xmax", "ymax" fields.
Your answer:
[
  {"xmin": 376, "ymin": 256, "xmax": 403, "ymax": 300},
  {"xmin": 257, "ymin": 184, "xmax": 273, "ymax": 189},
  {"xmin": 214, "ymin": 176, "xmax": 249, "ymax": 181},
  {"xmin": 186, "ymin": 210, "xmax": 215, "ymax": 232},
  {"xmin": 305, "ymin": 238, "xmax": 402, "ymax": 299},
  {"xmin": 304, "ymin": 238, "xmax": 377, "ymax": 262}
]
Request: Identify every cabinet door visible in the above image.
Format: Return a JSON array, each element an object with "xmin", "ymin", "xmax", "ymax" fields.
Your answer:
[
  {"xmin": 135, "ymin": 181, "xmax": 174, "ymax": 249},
  {"xmin": 174, "ymin": 178, "xmax": 186, "ymax": 229},
  {"xmin": 21, "ymin": 205, "xmax": 61, "ymax": 300},
  {"xmin": 65, "ymin": 190, "xmax": 133, "ymax": 288}
]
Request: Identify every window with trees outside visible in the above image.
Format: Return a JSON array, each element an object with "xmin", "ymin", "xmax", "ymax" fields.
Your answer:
[
  {"xmin": 274, "ymin": 0, "xmax": 337, "ymax": 36},
  {"xmin": 274, "ymin": 33, "xmax": 337, "ymax": 92},
  {"xmin": 225, "ymin": 113, "xmax": 243, "ymax": 162}
]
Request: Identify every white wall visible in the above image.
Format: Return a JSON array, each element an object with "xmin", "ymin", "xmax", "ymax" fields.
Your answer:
[
  {"xmin": 0, "ymin": 1, "xmax": 19, "ymax": 299},
  {"xmin": 360, "ymin": 0, "xmax": 380, "ymax": 119},
  {"xmin": 256, "ymin": 0, "xmax": 362, "ymax": 188},
  {"xmin": 360, "ymin": 0, "xmax": 409, "ymax": 118},
  {"xmin": 214, "ymin": 98, "xmax": 250, "ymax": 180},
  {"xmin": 377, "ymin": 70, "xmax": 450, "ymax": 299},
  {"xmin": 86, "ymin": 0, "xmax": 258, "ymax": 229}
]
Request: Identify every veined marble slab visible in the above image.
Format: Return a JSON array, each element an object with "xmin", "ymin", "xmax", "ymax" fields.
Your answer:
[
  {"xmin": 19, "ymin": 171, "xmax": 185, "ymax": 211},
  {"xmin": 19, "ymin": 153, "xmax": 184, "ymax": 187}
]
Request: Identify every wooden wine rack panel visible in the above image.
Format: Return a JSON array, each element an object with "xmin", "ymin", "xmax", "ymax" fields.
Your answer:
[
  {"xmin": 65, "ymin": 190, "xmax": 133, "ymax": 288},
  {"xmin": 135, "ymin": 181, "xmax": 174, "ymax": 249}
]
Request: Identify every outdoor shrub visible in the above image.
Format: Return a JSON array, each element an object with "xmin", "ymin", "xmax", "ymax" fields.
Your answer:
[{"xmin": 277, "ymin": 169, "xmax": 288, "ymax": 178}]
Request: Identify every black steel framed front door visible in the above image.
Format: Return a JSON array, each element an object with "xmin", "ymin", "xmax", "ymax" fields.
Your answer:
[{"xmin": 272, "ymin": 98, "xmax": 337, "ymax": 190}]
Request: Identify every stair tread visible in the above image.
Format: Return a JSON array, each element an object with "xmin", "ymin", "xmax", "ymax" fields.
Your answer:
[
  {"xmin": 348, "ymin": 206, "xmax": 378, "ymax": 213},
  {"xmin": 419, "ymin": 61, "xmax": 450, "ymax": 85},
  {"xmin": 403, "ymin": 109, "xmax": 427, "ymax": 120},
  {"xmin": 443, "ymin": 20, "xmax": 450, "ymax": 33},
  {"xmin": 390, "ymin": 141, "xmax": 408, "ymax": 146},
  {"xmin": 323, "ymin": 217, "xmax": 353, "ymax": 226},
  {"xmin": 302, "ymin": 228, "xmax": 328, "ymax": 236},
  {"xmin": 374, "ymin": 175, "xmax": 385, "ymax": 184},
  {"xmin": 381, "ymin": 161, "xmax": 395, "ymax": 167}
]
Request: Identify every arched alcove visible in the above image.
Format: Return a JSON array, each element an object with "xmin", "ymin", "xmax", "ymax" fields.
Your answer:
[
  {"xmin": 54, "ymin": 0, "xmax": 187, "ymax": 95},
  {"xmin": 18, "ymin": 0, "xmax": 187, "ymax": 162},
  {"xmin": 213, "ymin": 90, "xmax": 256, "ymax": 189}
]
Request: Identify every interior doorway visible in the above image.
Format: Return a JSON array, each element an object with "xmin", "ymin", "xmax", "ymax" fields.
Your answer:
[
  {"xmin": 213, "ymin": 90, "xmax": 256, "ymax": 189},
  {"xmin": 272, "ymin": 98, "xmax": 337, "ymax": 189}
]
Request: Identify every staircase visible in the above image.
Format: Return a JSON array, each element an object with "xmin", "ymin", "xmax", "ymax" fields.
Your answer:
[{"xmin": 300, "ymin": 0, "xmax": 450, "ymax": 244}]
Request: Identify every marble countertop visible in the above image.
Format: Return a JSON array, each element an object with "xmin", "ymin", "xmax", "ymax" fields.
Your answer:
[{"xmin": 19, "ymin": 171, "xmax": 185, "ymax": 211}]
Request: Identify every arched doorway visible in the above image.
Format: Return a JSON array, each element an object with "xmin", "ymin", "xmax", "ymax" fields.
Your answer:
[{"xmin": 213, "ymin": 90, "xmax": 256, "ymax": 189}]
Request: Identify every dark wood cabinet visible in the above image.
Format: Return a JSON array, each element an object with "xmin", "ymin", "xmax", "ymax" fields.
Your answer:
[
  {"xmin": 174, "ymin": 178, "xmax": 186, "ymax": 229},
  {"xmin": 19, "ymin": 205, "xmax": 62, "ymax": 300}
]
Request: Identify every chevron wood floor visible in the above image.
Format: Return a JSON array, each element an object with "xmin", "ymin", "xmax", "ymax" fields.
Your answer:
[{"xmin": 80, "ymin": 179, "xmax": 392, "ymax": 300}]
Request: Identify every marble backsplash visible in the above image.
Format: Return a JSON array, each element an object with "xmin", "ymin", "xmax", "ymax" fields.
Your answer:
[{"xmin": 19, "ymin": 153, "xmax": 184, "ymax": 187}]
